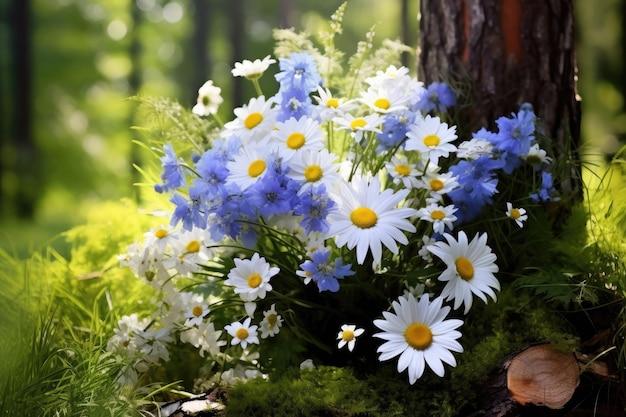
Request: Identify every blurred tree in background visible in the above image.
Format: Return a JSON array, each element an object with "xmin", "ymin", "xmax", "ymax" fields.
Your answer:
[{"xmin": 0, "ymin": 0, "xmax": 623, "ymax": 256}]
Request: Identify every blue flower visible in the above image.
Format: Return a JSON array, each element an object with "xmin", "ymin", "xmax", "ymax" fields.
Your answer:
[
  {"xmin": 208, "ymin": 184, "xmax": 257, "ymax": 247},
  {"xmin": 376, "ymin": 111, "xmax": 415, "ymax": 151},
  {"xmin": 491, "ymin": 108, "xmax": 536, "ymax": 158},
  {"xmin": 155, "ymin": 142, "xmax": 186, "ymax": 193},
  {"xmin": 275, "ymin": 88, "xmax": 313, "ymax": 122},
  {"xmin": 448, "ymin": 155, "xmax": 500, "ymax": 223},
  {"xmin": 530, "ymin": 171, "xmax": 560, "ymax": 203},
  {"xmin": 293, "ymin": 184, "xmax": 337, "ymax": 234},
  {"xmin": 413, "ymin": 82, "xmax": 456, "ymax": 114},
  {"xmin": 246, "ymin": 172, "xmax": 296, "ymax": 218},
  {"xmin": 170, "ymin": 187, "xmax": 208, "ymax": 231},
  {"xmin": 299, "ymin": 250, "xmax": 355, "ymax": 292},
  {"xmin": 193, "ymin": 149, "xmax": 230, "ymax": 199},
  {"xmin": 275, "ymin": 52, "xmax": 322, "ymax": 94}
]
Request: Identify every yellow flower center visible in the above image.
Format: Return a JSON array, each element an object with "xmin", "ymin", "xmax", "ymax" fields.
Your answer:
[
  {"xmin": 350, "ymin": 118, "xmax": 367, "ymax": 130},
  {"xmin": 267, "ymin": 313, "xmax": 278, "ymax": 327},
  {"xmin": 248, "ymin": 159, "xmax": 266, "ymax": 177},
  {"xmin": 244, "ymin": 112, "xmax": 263, "ymax": 129},
  {"xmin": 327, "ymin": 98, "xmax": 339, "ymax": 108},
  {"xmin": 341, "ymin": 329, "xmax": 355, "ymax": 342},
  {"xmin": 154, "ymin": 228, "xmax": 168, "ymax": 239},
  {"xmin": 455, "ymin": 257, "xmax": 475, "ymax": 281},
  {"xmin": 509, "ymin": 208, "xmax": 521, "ymax": 219},
  {"xmin": 304, "ymin": 165, "xmax": 323, "ymax": 182},
  {"xmin": 423, "ymin": 134, "xmax": 441, "ymax": 147},
  {"xmin": 186, "ymin": 240, "xmax": 200, "ymax": 253},
  {"xmin": 404, "ymin": 323, "xmax": 433, "ymax": 350},
  {"xmin": 374, "ymin": 98, "xmax": 391, "ymax": 110},
  {"xmin": 235, "ymin": 327, "xmax": 249, "ymax": 340},
  {"xmin": 286, "ymin": 132, "xmax": 306, "ymax": 149},
  {"xmin": 350, "ymin": 207, "xmax": 378, "ymax": 229},
  {"xmin": 192, "ymin": 305, "xmax": 204, "ymax": 318},
  {"xmin": 394, "ymin": 164, "xmax": 411, "ymax": 176},
  {"xmin": 430, "ymin": 210, "xmax": 446, "ymax": 221},
  {"xmin": 429, "ymin": 178, "xmax": 444, "ymax": 191},
  {"xmin": 247, "ymin": 273, "xmax": 262, "ymax": 288}
]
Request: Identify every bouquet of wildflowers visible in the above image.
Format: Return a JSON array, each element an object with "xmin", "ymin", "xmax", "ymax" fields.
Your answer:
[{"xmin": 109, "ymin": 3, "xmax": 562, "ymax": 391}]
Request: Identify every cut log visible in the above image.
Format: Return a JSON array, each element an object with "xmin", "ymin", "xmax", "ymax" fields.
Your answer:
[{"xmin": 506, "ymin": 344, "xmax": 580, "ymax": 409}]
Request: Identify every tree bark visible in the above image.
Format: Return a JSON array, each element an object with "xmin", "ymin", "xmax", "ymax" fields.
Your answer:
[{"xmin": 418, "ymin": 0, "xmax": 581, "ymax": 200}]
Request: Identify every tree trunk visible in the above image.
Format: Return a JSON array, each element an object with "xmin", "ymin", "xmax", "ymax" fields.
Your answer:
[{"xmin": 418, "ymin": 0, "xmax": 581, "ymax": 200}]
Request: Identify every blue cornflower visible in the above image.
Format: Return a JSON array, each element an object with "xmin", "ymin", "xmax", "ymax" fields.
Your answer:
[
  {"xmin": 448, "ymin": 155, "xmax": 501, "ymax": 223},
  {"xmin": 155, "ymin": 142, "xmax": 186, "ymax": 193},
  {"xmin": 492, "ymin": 108, "xmax": 536, "ymax": 158},
  {"xmin": 246, "ymin": 172, "xmax": 296, "ymax": 218},
  {"xmin": 274, "ymin": 52, "xmax": 322, "ymax": 94},
  {"xmin": 293, "ymin": 184, "xmax": 337, "ymax": 234},
  {"xmin": 299, "ymin": 250, "xmax": 355, "ymax": 292},
  {"xmin": 275, "ymin": 88, "xmax": 313, "ymax": 122},
  {"xmin": 170, "ymin": 187, "xmax": 208, "ymax": 231},
  {"xmin": 530, "ymin": 171, "xmax": 560, "ymax": 203},
  {"xmin": 376, "ymin": 111, "xmax": 415, "ymax": 151},
  {"xmin": 193, "ymin": 149, "xmax": 230, "ymax": 199},
  {"xmin": 208, "ymin": 185, "xmax": 257, "ymax": 247},
  {"xmin": 413, "ymin": 82, "xmax": 456, "ymax": 114}
]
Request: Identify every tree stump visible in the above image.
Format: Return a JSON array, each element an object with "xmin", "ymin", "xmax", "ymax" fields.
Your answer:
[{"xmin": 506, "ymin": 344, "xmax": 580, "ymax": 409}]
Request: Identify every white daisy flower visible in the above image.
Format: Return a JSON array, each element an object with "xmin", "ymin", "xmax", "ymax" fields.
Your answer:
[
  {"xmin": 427, "ymin": 231, "xmax": 500, "ymax": 314},
  {"xmin": 191, "ymin": 80, "xmax": 223, "ymax": 116},
  {"xmin": 224, "ymin": 96, "xmax": 277, "ymax": 143},
  {"xmin": 456, "ymin": 138, "xmax": 493, "ymax": 160},
  {"xmin": 333, "ymin": 113, "xmax": 383, "ymax": 143},
  {"xmin": 385, "ymin": 155, "xmax": 422, "ymax": 189},
  {"xmin": 326, "ymin": 176, "xmax": 418, "ymax": 266},
  {"xmin": 359, "ymin": 86, "xmax": 409, "ymax": 114},
  {"xmin": 337, "ymin": 324, "xmax": 365, "ymax": 352},
  {"xmin": 373, "ymin": 294, "xmax": 463, "ymax": 384},
  {"xmin": 416, "ymin": 169, "xmax": 459, "ymax": 201},
  {"xmin": 506, "ymin": 202, "xmax": 528, "ymax": 228},
  {"xmin": 179, "ymin": 320, "xmax": 226, "ymax": 358},
  {"xmin": 364, "ymin": 65, "xmax": 412, "ymax": 90},
  {"xmin": 288, "ymin": 149, "xmax": 342, "ymax": 193},
  {"xmin": 224, "ymin": 253, "xmax": 279, "ymax": 302},
  {"xmin": 226, "ymin": 145, "xmax": 270, "ymax": 190},
  {"xmin": 260, "ymin": 304, "xmax": 283, "ymax": 339},
  {"xmin": 224, "ymin": 317, "xmax": 259, "ymax": 349},
  {"xmin": 143, "ymin": 224, "xmax": 179, "ymax": 252},
  {"xmin": 405, "ymin": 115, "xmax": 458, "ymax": 165},
  {"xmin": 231, "ymin": 55, "xmax": 276, "ymax": 79},
  {"xmin": 416, "ymin": 203, "xmax": 458, "ymax": 235},
  {"xmin": 312, "ymin": 86, "xmax": 357, "ymax": 121},
  {"xmin": 269, "ymin": 116, "xmax": 324, "ymax": 160},
  {"xmin": 170, "ymin": 227, "xmax": 214, "ymax": 276},
  {"xmin": 417, "ymin": 235, "xmax": 437, "ymax": 266},
  {"xmin": 523, "ymin": 143, "xmax": 553, "ymax": 167},
  {"xmin": 184, "ymin": 301, "xmax": 209, "ymax": 327}
]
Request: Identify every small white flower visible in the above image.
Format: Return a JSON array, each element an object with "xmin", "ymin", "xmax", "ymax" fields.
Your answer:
[
  {"xmin": 226, "ymin": 145, "xmax": 270, "ymax": 191},
  {"xmin": 524, "ymin": 143, "xmax": 553, "ymax": 167},
  {"xmin": 143, "ymin": 224, "xmax": 179, "ymax": 252},
  {"xmin": 416, "ymin": 203, "xmax": 458, "ymax": 234},
  {"xmin": 327, "ymin": 176, "xmax": 418, "ymax": 266},
  {"xmin": 224, "ymin": 253, "xmax": 279, "ymax": 302},
  {"xmin": 428, "ymin": 231, "xmax": 500, "ymax": 314},
  {"xmin": 506, "ymin": 202, "xmax": 528, "ymax": 228},
  {"xmin": 417, "ymin": 169, "xmax": 459, "ymax": 201},
  {"xmin": 406, "ymin": 115, "xmax": 458, "ymax": 165},
  {"xmin": 288, "ymin": 148, "xmax": 342, "ymax": 194},
  {"xmin": 180, "ymin": 320, "xmax": 226, "ymax": 358},
  {"xmin": 260, "ymin": 304, "xmax": 283, "ymax": 338},
  {"xmin": 269, "ymin": 116, "xmax": 324, "ymax": 161},
  {"xmin": 225, "ymin": 318, "xmax": 259, "ymax": 349},
  {"xmin": 192, "ymin": 80, "xmax": 223, "ymax": 116},
  {"xmin": 333, "ymin": 113, "xmax": 383, "ymax": 143},
  {"xmin": 337, "ymin": 324, "xmax": 364, "ymax": 352},
  {"xmin": 224, "ymin": 96, "xmax": 277, "ymax": 143},
  {"xmin": 231, "ymin": 55, "xmax": 276, "ymax": 79},
  {"xmin": 313, "ymin": 86, "xmax": 356, "ymax": 121},
  {"xmin": 373, "ymin": 294, "xmax": 463, "ymax": 384},
  {"xmin": 184, "ymin": 301, "xmax": 209, "ymax": 327},
  {"xmin": 456, "ymin": 138, "xmax": 493, "ymax": 160},
  {"xmin": 359, "ymin": 86, "xmax": 409, "ymax": 114},
  {"xmin": 385, "ymin": 155, "xmax": 422, "ymax": 189}
]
